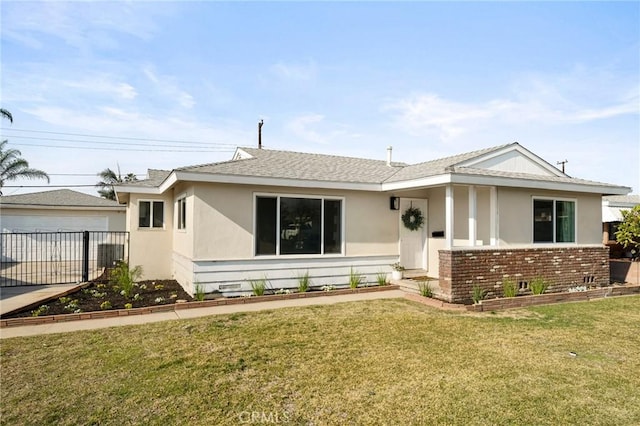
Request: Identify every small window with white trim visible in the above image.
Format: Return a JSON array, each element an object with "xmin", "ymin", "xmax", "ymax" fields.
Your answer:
[
  {"xmin": 177, "ymin": 197, "xmax": 186, "ymax": 230},
  {"xmin": 139, "ymin": 200, "xmax": 164, "ymax": 229},
  {"xmin": 533, "ymin": 198, "xmax": 575, "ymax": 243}
]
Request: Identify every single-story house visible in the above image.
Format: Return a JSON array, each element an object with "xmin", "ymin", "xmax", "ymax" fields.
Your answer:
[
  {"xmin": 115, "ymin": 142, "xmax": 630, "ymax": 303},
  {"xmin": 0, "ymin": 189, "xmax": 125, "ymax": 232}
]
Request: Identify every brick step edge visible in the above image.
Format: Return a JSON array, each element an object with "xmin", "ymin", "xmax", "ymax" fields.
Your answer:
[
  {"xmin": 0, "ymin": 285, "xmax": 400, "ymax": 328},
  {"xmin": 466, "ymin": 285, "xmax": 640, "ymax": 312}
]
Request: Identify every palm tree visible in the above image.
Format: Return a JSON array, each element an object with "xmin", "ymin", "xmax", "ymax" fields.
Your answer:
[
  {"xmin": 0, "ymin": 109, "xmax": 49, "ymax": 195},
  {"xmin": 0, "ymin": 140, "xmax": 50, "ymax": 195},
  {"xmin": 97, "ymin": 167, "xmax": 137, "ymax": 200},
  {"xmin": 0, "ymin": 108, "xmax": 12, "ymax": 123}
]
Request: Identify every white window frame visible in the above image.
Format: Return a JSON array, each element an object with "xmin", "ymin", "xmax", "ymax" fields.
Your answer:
[
  {"xmin": 138, "ymin": 199, "xmax": 165, "ymax": 230},
  {"xmin": 531, "ymin": 196, "xmax": 577, "ymax": 244},
  {"xmin": 176, "ymin": 195, "xmax": 187, "ymax": 231},
  {"xmin": 253, "ymin": 192, "xmax": 346, "ymax": 258}
]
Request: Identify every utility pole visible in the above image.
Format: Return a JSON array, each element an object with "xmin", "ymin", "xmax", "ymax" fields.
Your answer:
[
  {"xmin": 258, "ymin": 119, "xmax": 264, "ymax": 149},
  {"xmin": 557, "ymin": 159, "xmax": 568, "ymax": 173}
]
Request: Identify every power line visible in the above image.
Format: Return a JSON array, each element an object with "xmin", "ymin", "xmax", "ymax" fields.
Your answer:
[
  {"xmin": 7, "ymin": 142, "xmax": 235, "ymax": 153},
  {"xmin": 2, "ymin": 184, "xmax": 99, "ymax": 188},
  {"xmin": 4, "ymin": 134, "xmax": 236, "ymax": 149},
  {"xmin": 1, "ymin": 127, "xmax": 238, "ymax": 147}
]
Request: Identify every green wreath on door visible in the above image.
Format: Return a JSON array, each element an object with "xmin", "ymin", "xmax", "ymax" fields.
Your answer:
[{"xmin": 402, "ymin": 206, "xmax": 424, "ymax": 231}]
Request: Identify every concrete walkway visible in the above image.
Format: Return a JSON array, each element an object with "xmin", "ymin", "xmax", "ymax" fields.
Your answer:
[
  {"xmin": 0, "ymin": 284, "xmax": 83, "ymax": 317},
  {"xmin": 0, "ymin": 289, "xmax": 406, "ymax": 339}
]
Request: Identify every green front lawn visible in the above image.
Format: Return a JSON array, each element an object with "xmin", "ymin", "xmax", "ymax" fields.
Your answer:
[{"xmin": 1, "ymin": 296, "xmax": 639, "ymax": 425}]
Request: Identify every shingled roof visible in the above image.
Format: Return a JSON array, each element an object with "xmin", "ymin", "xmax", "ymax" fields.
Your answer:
[
  {"xmin": 0, "ymin": 189, "xmax": 124, "ymax": 208},
  {"xmin": 116, "ymin": 143, "xmax": 629, "ymax": 194},
  {"xmin": 174, "ymin": 148, "xmax": 406, "ymax": 184}
]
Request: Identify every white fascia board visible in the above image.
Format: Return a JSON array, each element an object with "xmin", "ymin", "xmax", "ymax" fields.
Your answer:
[
  {"xmin": 458, "ymin": 144, "xmax": 565, "ymax": 177},
  {"xmin": 381, "ymin": 174, "xmax": 452, "ymax": 191},
  {"xmin": 171, "ymin": 171, "xmax": 381, "ymax": 192},
  {"xmin": 115, "ymin": 185, "xmax": 163, "ymax": 195},
  {"xmin": 449, "ymin": 173, "xmax": 631, "ymax": 195}
]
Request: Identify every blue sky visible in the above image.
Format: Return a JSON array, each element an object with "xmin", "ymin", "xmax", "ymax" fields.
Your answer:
[{"xmin": 1, "ymin": 1, "xmax": 638, "ymax": 196}]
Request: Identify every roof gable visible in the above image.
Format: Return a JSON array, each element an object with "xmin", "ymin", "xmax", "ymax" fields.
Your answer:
[{"xmin": 455, "ymin": 143, "xmax": 565, "ymax": 177}]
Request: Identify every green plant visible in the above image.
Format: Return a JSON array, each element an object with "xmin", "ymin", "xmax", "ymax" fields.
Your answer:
[
  {"xmin": 194, "ymin": 282, "xmax": 205, "ymax": 301},
  {"xmin": 124, "ymin": 303, "xmax": 133, "ymax": 309},
  {"xmin": 64, "ymin": 299, "xmax": 81, "ymax": 313},
  {"xmin": 349, "ymin": 267, "xmax": 363, "ymax": 289},
  {"xmin": 100, "ymin": 301, "xmax": 112, "ymax": 310},
  {"xmin": 471, "ymin": 285, "xmax": 487, "ymax": 304},
  {"xmin": 109, "ymin": 261, "xmax": 143, "ymax": 299},
  {"xmin": 58, "ymin": 296, "xmax": 71, "ymax": 304},
  {"xmin": 297, "ymin": 271, "xmax": 311, "ymax": 293},
  {"xmin": 502, "ymin": 278, "xmax": 517, "ymax": 298},
  {"xmin": 390, "ymin": 262, "xmax": 405, "ymax": 271},
  {"xmin": 30, "ymin": 305, "xmax": 49, "ymax": 317},
  {"xmin": 376, "ymin": 272, "xmax": 388, "ymax": 286},
  {"xmin": 530, "ymin": 277, "xmax": 549, "ymax": 295},
  {"xmin": 249, "ymin": 277, "xmax": 269, "ymax": 296},
  {"xmin": 615, "ymin": 204, "xmax": 640, "ymax": 257},
  {"xmin": 418, "ymin": 280, "xmax": 433, "ymax": 297}
]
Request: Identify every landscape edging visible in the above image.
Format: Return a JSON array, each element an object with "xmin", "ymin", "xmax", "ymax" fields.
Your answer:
[
  {"xmin": 0, "ymin": 285, "xmax": 400, "ymax": 328},
  {"xmin": 465, "ymin": 285, "xmax": 640, "ymax": 312}
]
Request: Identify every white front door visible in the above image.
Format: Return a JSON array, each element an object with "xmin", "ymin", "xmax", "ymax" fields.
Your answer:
[{"xmin": 399, "ymin": 198, "xmax": 428, "ymax": 270}]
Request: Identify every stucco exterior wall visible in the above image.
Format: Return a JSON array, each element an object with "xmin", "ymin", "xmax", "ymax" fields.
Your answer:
[
  {"xmin": 497, "ymin": 188, "xmax": 603, "ymax": 245},
  {"xmin": 127, "ymin": 193, "xmax": 173, "ymax": 280},
  {"xmin": 190, "ymin": 183, "xmax": 399, "ymax": 261},
  {"xmin": 172, "ymin": 183, "xmax": 194, "ymax": 260}
]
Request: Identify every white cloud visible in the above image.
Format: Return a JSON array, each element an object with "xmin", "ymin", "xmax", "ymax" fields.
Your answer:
[
  {"xmin": 143, "ymin": 65, "xmax": 195, "ymax": 109},
  {"xmin": 269, "ymin": 60, "xmax": 317, "ymax": 82},
  {"xmin": 386, "ymin": 78, "xmax": 639, "ymax": 141},
  {"xmin": 2, "ymin": 2, "xmax": 161, "ymax": 51}
]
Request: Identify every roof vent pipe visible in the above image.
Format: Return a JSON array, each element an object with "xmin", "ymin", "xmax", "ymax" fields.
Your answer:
[
  {"xmin": 387, "ymin": 146, "xmax": 392, "ymax": 166},
  {"xmin": 258, "ymin": 119, "xmax": 264, "ymax": 149}
]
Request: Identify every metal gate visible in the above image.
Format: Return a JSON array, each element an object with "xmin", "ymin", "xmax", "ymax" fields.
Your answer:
[{"xmin": 0, "ymin": 231, "xmax": 129, "ymax": 286}]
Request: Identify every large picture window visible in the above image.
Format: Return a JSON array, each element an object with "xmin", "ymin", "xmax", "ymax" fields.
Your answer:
[
  {"xmin": 533, "ymin": 199, "xmax": 575, "ymax": 243},
  {"xmin": 255, "ymin": 195, "xmax": 343, "ymax": 256},
  {"xmin": 139, "ymin": 200, "xmax": 164, "ymax": 229}
]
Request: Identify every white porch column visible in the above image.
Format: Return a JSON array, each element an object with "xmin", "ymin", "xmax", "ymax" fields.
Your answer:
[
  {"xmin": 490, "ymin": 186, "xmax": 498, "ymax": 246},
  {"xmin": 445, "ymin": 184, "xmax": 454, "ymax": 249},
  {"xmin": 468, "ymin": 185, "xmax": 477, "ymax": 246}
]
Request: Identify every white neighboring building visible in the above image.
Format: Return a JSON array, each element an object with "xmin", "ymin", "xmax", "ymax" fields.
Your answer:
[{"xmin": 0, "ymin": 189, "xmax": 125, "ymax": 232}]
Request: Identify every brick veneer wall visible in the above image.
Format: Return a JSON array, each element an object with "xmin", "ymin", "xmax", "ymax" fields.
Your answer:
[{"xmin": 439, "ymin": 246, "xmax": 610, "ymax": 304}]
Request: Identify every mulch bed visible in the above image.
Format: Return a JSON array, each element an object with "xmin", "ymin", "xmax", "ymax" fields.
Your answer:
[{"xmin": 6, "ymin": 278, "xmax": 192, "ymax": 318}]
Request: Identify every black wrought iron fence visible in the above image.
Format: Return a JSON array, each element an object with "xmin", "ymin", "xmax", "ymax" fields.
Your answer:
[{"xmin": 0, "ymin": 231, "xmax": 129, "ymax": 286}]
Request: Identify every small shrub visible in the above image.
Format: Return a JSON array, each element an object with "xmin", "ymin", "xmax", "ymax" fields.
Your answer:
[
  {"xmin": 471, "ymin": 286, "xmax": 487, "ymax": 304},
  {"xmin": 418, "ymin": 280, "xmax": 433, "ymax": 298},
  {"xmin": 390, "ymin": 262, "xmax": 405, "ymax": 271},
  {"xmin": 249, "ymin": 277, "xmax": 269, "ymax": 296},
  {"xmin": 64, "ymin": 299, "xmax": 80, "ymax": 313},
  {"xmin": 376, "ymin": 272, "xmax": 388, "ymax": 286},
  {"xmin": 349, "ymin": 267, "xmax": 363, "ymax": 289},
  {"xmin": 502, "ymin": 278, "xmax": 517, "ymax": 298},
  {"xmin": 170, "ymin": 292, "xmax": 178, "ymax": 299},
  {"xmin": 194, "ymin": 282, "xmax": 205, "ymax": 301},
  {"xmin": 154, "ymin": 283, "xmax": 164, "ymax": 291},
  {"xmin": 31, "ymin": 305, "xmax": 49, "ymax": 317},
  {"xmin": 297, "ymin": 271, "xmax": 311, "ymax": 293},
  {"xmin": 100, "ymin": 301, "xmax": 112, "ymax": 310},
  {"xmin": 530, "ymin": 277, "xmax": 549, "ymax": 295},
  {"xmin": 275, "ymin": 288, "xmax": 292, "ymax": 295},
  {"xmin": 109, "ymin": 261, "xmax": 143, "ymax": 299},
  {"xmin": 321, "ymin": 285, "xmax": 336, "ymax": 292},
  {"xmin": 154, "ymin": 297, "xmax": 165, "ymax": 304},
  {"xmin": 58, "ymin": 296, "xmax": 71, "ymax": 304},
  {"xmin": 124, "ymin": 303, "xmax": 133, "ymax": 309}
]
